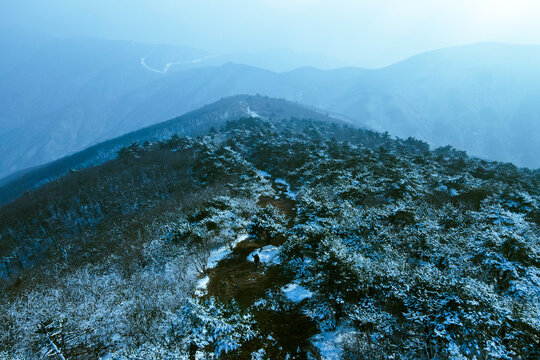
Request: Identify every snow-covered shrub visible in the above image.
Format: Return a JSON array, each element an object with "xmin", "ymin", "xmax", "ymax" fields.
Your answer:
[
  {"xmin": 308, "ymin": 237, "xmax": 361, "ymax": 327},
  {"xmin": 170, "ymin": 297, "xmax": 256, "ymax": 357},
  {"xmin": 248, "ymin": 205, "xmax": 287, "ymax": 243}
]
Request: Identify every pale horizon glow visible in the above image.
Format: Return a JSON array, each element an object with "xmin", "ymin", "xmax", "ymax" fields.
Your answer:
[{"xmin": 2, "ymin": 0, "xmax": 540, "ymax": 67}]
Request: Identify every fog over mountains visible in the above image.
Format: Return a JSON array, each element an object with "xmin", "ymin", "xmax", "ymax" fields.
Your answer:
[
  {"xmin": 1, "ymin": 29, "xmax": 539, "ymax": 180},
  {"xmin": 1, "ymin": 7, "xmax": 540, "ymax": 357}
]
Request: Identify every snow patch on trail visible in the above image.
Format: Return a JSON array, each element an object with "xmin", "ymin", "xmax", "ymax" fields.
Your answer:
[
  {"xmin": 195, "ymin": 233, "xmax": 249, "ymax": 296},
  {"xmin": 233, "ymin": 233, "xmax": 248, "ymax": 247},
  {"xmin": 195, "ymin": 275, "xmax": 210, "ymax": 296},
  {"xmin": 207, "ymin": 232, "xmax": 248, "ymax": 269},
  {"xmin": 281, "ymin": 283, "xmax": 313, "ymax": 302},
  {"xmin": 275, "ymin": 178, "xmax": 297, "ymax": 199},
  {"xmin": 247, "ymin": 245, "xmax": 281, "ymax": 265},
  {"xmin": 257, "ymin": 170, "xmax": 271, "ymax": 179},
  {"xmin": 206, "ymin": 246, "xmax": 232, "ymax": 269}
]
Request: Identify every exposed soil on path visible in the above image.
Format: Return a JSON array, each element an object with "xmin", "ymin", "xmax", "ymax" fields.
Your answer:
[{"xmin": 201, "ymin": 176, "xmax": 319, "ymax": 359}]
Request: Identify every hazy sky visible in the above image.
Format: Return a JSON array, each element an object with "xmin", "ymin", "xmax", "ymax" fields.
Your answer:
[{"xmin": 3, "ymin": 0, "xmax": 540, "ymax": 67}]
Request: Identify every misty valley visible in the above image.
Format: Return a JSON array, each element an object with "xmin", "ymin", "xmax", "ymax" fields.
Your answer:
[{"xmin": 0, "ymin": 7, "xmax": 539, "ymax": 360}]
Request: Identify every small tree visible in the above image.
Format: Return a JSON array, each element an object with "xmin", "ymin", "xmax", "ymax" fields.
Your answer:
[
  {"xmin": 248, "ymin": 205, "xmax": 286, "ymax": 243},
  {"xmin": 171, "ymin": 297, "xmax": 256, "ymax": 358},
  {"xmin": 311, "ymin": 237, "xmax": 360, "ymax": 327}
]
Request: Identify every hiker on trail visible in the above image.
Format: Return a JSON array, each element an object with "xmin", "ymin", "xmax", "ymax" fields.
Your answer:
[
  {"xmin": 253, "ymin": 253, "xmax": 260, "ymax": 266},
  {"xmin": 189, "ymin": 342, "xmax": 197, "ymax": 360}
]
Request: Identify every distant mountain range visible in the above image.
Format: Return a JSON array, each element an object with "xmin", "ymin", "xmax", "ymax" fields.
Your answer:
[
  {"xmin": 1, "ymin": 29, "xmax": 539, "ymax": 181},
  {"xmin": 0, "ymin": 95, "xmax": 351, "ymax": 204}
]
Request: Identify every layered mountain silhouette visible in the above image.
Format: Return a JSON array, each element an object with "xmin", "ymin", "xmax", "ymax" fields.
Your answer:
[{"xmin": 1, "ymin": 30, "xmax": 539, "ymax": 181}]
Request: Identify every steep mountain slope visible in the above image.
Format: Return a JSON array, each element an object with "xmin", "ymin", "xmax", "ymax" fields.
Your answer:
[
  {"xmin": 0, "ymin": 95, "xmax": 350, "ymax": 204},
  {"xmin": 0, "ymin": 109, "xmax": 537, "ymax": 359}
]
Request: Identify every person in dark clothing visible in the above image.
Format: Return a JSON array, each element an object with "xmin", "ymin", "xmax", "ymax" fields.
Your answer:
[
  {"xmin": 253, "ymin": 253, "xmax": 260, "ymax": 266},
  {"xmin": 189, "ymin": 342, "xmax": 197, "ymax": 360}
]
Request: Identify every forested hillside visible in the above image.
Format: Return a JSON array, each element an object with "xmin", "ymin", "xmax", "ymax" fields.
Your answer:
[
  {"xmin": 0, "ymin": 95, "xmax": 348, "ymax": 204},
  {"xmin": 2, "ymin": 36, "xmax": 540, "ymax": 179},
  {"xmin": 0, "ymin": 113, "xmax": 538, "ymax": 359}
]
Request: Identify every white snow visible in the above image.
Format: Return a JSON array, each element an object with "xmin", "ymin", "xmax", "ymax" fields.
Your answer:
[
  {"xmin": 275, "ymin": 178, "xmax": 297, "ymax": 199},
  {"xmin": 311, "ymin": 327, "xmax": 356, "ymax": 360},
  {"xmin": 207, "ymin": 246, "xmax": 232, "ymax": 269},
  {"xmin": 281, "ymin": 283, "xmax": 313, "ymax": 302},
  {"xmin": 140, "ymin": 56, "xmax": 213, "ymax": 74},
  {"xmin": 206, "ymin": 233, "xmax": 248, "ymax": 269},
  {"xmin": 251, "ymin": 349, "xmax": 266, "ymax": 360},
  {"xmin": 246, "ymin": 106, "xmax": 261, "ymax": 118},
  {"xmin": 233, "ymin": 232, "xmax": 249, "ymax": 247},
  {"xmin": 247, "ymin": 245, "xmax": 281, "ymax": 265},
  {"xmin": 256, "ymin": 171, "xmax": 296, "ymax": 198},
  {"xmin": 257, "ymin": 170, "xmax": 271, "ymax": 179},
  {"xmin": 195, "ymin": 275, "xmax": 210, "ymax": 296},
  {"xmin": 195, "ymin": 233, "xmax": 248, "ymax": 296}
]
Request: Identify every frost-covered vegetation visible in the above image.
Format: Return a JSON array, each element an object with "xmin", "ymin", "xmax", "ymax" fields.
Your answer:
[{"xmin": 0, "ymin": 116, "xmax": 538, "ymax": 359}]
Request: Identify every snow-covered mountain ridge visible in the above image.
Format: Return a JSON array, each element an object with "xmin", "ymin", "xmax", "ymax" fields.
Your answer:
[{"xmin": 0, "ymin": 107, "xmax": 538, "ymax": 358}]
